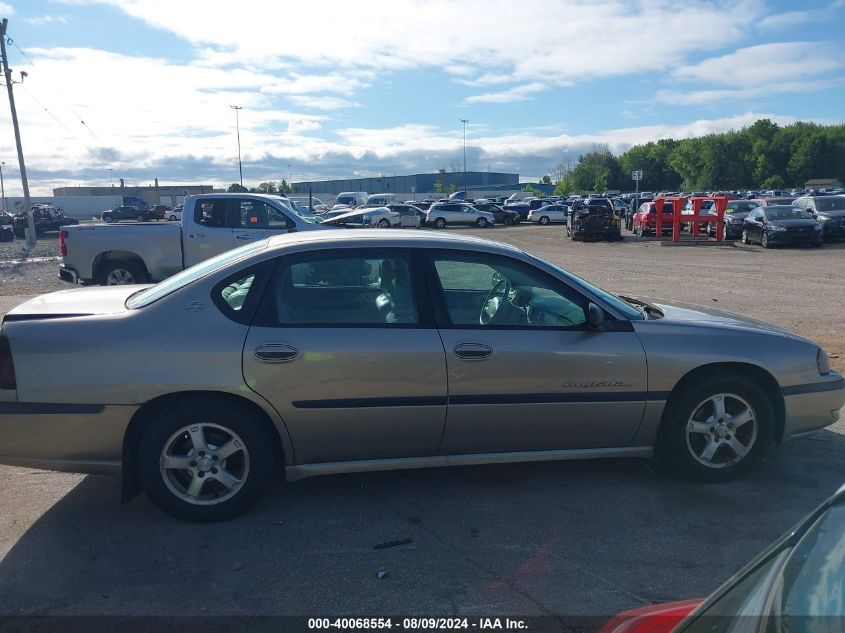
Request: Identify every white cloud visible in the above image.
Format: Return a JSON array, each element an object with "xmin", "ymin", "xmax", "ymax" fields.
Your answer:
[
  {"xmin": 758, "ymin": 10, "xmax": 816, "ymax": 29},
  {"xmin": 23, "ymin": 14, "xmax": 69, "ymax": 26},
  {"xmin": 464, "ymin": 82, "xmax": 549, "ymax": 104},
  {"xmin": 0, "ymin": 2, "xmax": 13, "ymax": 15},
  {"xmin": 287, "ymin": 95, "xmax": 360, "ymax": 110},
  {"xmin": 52, "ymin": 0, "xmax": 768, "ymax": 86},
  {"xmin": 672, "ymin": 42, "xmax": 842, "ymax": 86}
]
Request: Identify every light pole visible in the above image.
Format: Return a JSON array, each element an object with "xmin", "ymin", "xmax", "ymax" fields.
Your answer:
[
  {"xmin": 230, "ymin": 105, "xmax": 244, "ymax": 188},
  {"xmin": 0, "ymin": 162, "xmax": 5, "ymax": 211},
  {"xmin": 460, "ymin": 118, "xmax": 469, "ymax": 195},
  {"xmin": 109, "ymin": 168, "xmax": 113, "ymax": 186},
  {"xmin": 288, "ymin": 164, "xmax": 292, "ymax": 192}
]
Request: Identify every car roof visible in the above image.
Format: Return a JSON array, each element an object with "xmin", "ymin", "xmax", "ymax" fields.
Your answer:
[{"xmin": 266, "ymin": 227, "xmax": 522, "ymax": 255}]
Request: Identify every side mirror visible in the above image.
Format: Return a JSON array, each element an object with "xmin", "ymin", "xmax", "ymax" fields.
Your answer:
[{"xmin": 587, "ymin": 302, "xmax": 606, "ymax": 331}]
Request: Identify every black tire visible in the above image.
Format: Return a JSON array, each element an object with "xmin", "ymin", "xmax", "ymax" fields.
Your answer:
[
  {"xmin": 137, "ymin": 214, "xmax": 146, "ymax": 222},
  {"xmin": 538, "ymin": 216, "xmax": 550, "ymax": 225},
  {"xmin": 377, "ymin": 218, "xmax": 391, "ymax": 228},
  {"xmin": 103, "ymin": 215, "xmax": 113, "ymax": 223},
  {"xmin": 762, "ymin": 232, "xmax": 771, "ymax": 249},
  {"xmin": 169, "ymin": 215, "xmax": 177, "ymax": 221},
  {"xmin": 742, "ymin": 229, "xmax": 750, "ymax": 245},
  {"xmin": 810, "ymin": 240, "xmax": 822, "ymax": 248},
  {"xmin": 137, "ymin": 397, "xmax": 276, "ymax": 522},
  {"xmin": 99, "ymin": 260, "xmax": 147, "ymax": 285},
  {"xmin": 476, "ymin": 217, "xmax": 489, "ymax": 228},
  {"xmin": 434, "ymin": 217, "xmax": 446, "ymax": 229},
  {"xmin": 658, "ymin": 374, "xmax": 774, "ymax": 483}
]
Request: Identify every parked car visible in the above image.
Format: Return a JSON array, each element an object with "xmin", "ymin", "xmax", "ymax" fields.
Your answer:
[
  {"xmin": 742, "ymin": 205, "xmax": 823, "ymax": 248},
  {"xmin": 792, "ymin": 195, "xmax": 845, "ymax": 241},
  {"xmin": 471, "ymin": 202, "xmax": 519, "ymax": 225},
  {"xmin": 752, "ymin": 196, "xmax": 795, "ymax": 206},
  {"xmin": 333, "ymin": 191, "xmax": 368, "ymax": 209},
  {"xmin": 101, "ymin": 206, "xmax": 150, "ymax": 223},
  {"xmin": 322, "ymin": 206, "xmax": 399, "ymax": 228},
  {"xmin": 632, "ymin": 200, "xmax": 675, "ymax": 237},
  {"xmin": 600, "ymin": 481, "xmax": 845, "ymax": 633},
  {"xmin": 426, "ymin": 202, "xmax": 495, "ymax": 228},
  {"xmin": 366, "ymin": 193, "xmax": 396, "ymax": 206},
  {"xmin": 708, "ymin": 199, "xmax": 762, "ymax": 239},
  {"xmin": 568, "ymin": 198, "xmax": 622, "ymax": 241},
  {"xmin": 165, "ymin": 207, "xmax": 183, "ymax": 221},
  {"xmin": 59, "ymin": 193, "xmax": 328, "ymax": 285},
  {"xmin": 287, "ymin": 196, "xmax": 328, "ymax": 215},
  {"xmin": 12, "ymin": 204, "xmax": 79, "ymax": 238},
  {"xmin": 527, "ymin": 203, "xmax": 568, "ymax": 225},
  {"xmin": 3, "ymin": 230, "xmax": 842, "ymax": 521},
  {"xmin": 148, "ymin": 205, "xmax": 171, "ymax": 220},
  {"xmin": 0, "ymin": 211, "xmax": 13, "ymax": 241}
]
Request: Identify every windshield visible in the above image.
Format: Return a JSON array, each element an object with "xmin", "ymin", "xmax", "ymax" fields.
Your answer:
[
  {"xmin": 766, "ymin": 207, "xmax": 812, "ymax": 221},
  {"xmin": 815, "ymin": 197, "xmax": 845, "ymax": 211},
  {"xmin": 528, "ymin": 255, "xmax": 644, "ymax": 320},
  {"xmin": 126, "ymin": 239, "xmax": 268, "ymax": 309},
  {"xmin": 335, "ymin": 195, "xmax": 354, "ymax": 205}
]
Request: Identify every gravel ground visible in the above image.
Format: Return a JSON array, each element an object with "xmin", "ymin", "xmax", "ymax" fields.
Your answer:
[
  {"xmin": 0, "ymin": 234, "xmax": 66, "ymax": 296},
  {"xmin": 0, "ymin": 223, "xmax": 842, "ymax": 624}
]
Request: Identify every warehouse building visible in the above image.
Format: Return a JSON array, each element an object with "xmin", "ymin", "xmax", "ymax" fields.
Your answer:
[
  {"xmin": 293, "ymin": 171, "xmax": 519, "ymax": 196},
  {"xmin": 53, "ymin": 179, "xmax": 220, "ymax": 209}
]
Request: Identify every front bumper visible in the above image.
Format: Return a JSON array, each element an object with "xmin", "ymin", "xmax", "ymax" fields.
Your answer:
[
  {"xmin": 767, "ymin": 228, "xmax": 823, "ymax": 245},
  {"xmin": 821, "ymin": 220, "xmax": 845, "ymax": 239},
  {"xmin": 781, "ymin": 374, "xmax": 845, "ymax": 440},
  {"xmin": 0, "ymin": 402, "xmax": 136, "ymax": 476}
]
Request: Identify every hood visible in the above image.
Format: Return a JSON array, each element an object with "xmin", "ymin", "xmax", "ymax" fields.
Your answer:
[
  {"xmin": 767, "ymin": 218, "xmax": 818, "ymax": 228},
  {"xmin": 652, "ymin": 300, "xmax": 801, "ymax": 338},
  {"xmin": 816, "ymin": 209, "xmax": 845, "ymax": 218},
  {"xmin": 3, "ymin": 285, "xmax": 148, "ymax": 322},
  {"xmin": 322, "ymin": 207, "xmax": 395, "ymax": 225}
]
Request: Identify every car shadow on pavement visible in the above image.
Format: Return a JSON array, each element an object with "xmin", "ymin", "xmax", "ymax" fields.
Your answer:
[{"xmin": 0, "ymin": 428, "xmax": 843, "ymax": 619}]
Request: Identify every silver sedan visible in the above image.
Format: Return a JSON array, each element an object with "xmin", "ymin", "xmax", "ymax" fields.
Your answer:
[{"xmin": 0, "ymin": 231, "xmax": 841, "ymax": 521}]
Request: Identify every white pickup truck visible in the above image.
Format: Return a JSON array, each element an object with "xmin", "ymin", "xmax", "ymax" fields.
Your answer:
[{"xmin": 59, "ymin": 193, "xmax": 328, "ymax": 285}]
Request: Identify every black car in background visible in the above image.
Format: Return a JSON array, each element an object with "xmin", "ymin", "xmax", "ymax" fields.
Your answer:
[
  {"xmin": 471, "ymin": 202, "xmax": 519, "ymax": 225},
  {"xmin": 742, "ymin": 205, "xmax": 822, "ymax": 248},
  {"xmin": 793, "ymin": 195, "xmax": 845, "ymax": 241},
  {"xmin": 101, "ymin": 205, "xmax": 150, "ymax": 223},
  {"xmin": 708, "ymin": 199, "xmax": 762, "ymax": 239},
  {"xmin": 567, "ymin": 198, "xmax": 622, "ymax": 241},
  {"xmin": 11, "ymin": 205, "xmax": 79, "ymax": 238}
]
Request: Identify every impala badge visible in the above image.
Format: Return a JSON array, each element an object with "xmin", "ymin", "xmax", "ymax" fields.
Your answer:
[{"xmin": 184, "ymin": 301, "xmax": 205, "ymax": 312}]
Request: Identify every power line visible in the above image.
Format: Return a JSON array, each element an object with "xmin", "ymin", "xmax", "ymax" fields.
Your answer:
[{"xmin": 18, "ymin": 83, "xmax": 98, "ymax": 155}]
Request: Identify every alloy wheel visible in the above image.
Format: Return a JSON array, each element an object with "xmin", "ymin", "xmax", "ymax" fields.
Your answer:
[
  {"xmin": 159, "ymin": 422, "xmax": 250, "ymax": 506},
  {"xmin": 685, "ymin": 393, "xmax": 758, "ymax": 469},
  {"xmin": 106, "ymin": 269, "xmax": 135, "ymax": 285}
]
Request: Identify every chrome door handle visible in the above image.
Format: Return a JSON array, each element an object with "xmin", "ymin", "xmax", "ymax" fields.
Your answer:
[
  {"xmin": 188, "ymin": 233, "xmax": 205, "ymax": 238},
  {"xmin": 453, "ymin": 343, "xmax": 493, "ymax": 360},
  {"xmin": 254, "ymin": 344, "xmax": 300, "ymax": 363}
]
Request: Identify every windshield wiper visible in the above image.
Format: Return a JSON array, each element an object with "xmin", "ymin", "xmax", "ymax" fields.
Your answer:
[{"xmin": 619, "ymin": 295, "xmax": 664, "ymax": 319}]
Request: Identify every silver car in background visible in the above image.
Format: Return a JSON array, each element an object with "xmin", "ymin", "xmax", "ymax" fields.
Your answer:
[
  {"xmin": 0, "ymin": 231, "xmax": 841, "ymax": 522},
  {"xmin": 527, "ymin": 203, "xmax": 569, "ymax": 225},
  {"xmin": 426, "ymin": 202, "xmax": 496, "ymax": 228}
]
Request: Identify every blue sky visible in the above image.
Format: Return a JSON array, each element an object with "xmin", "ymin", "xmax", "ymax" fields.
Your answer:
[{"xmin": 0, "ymin": 0, "xmax": 843, "ymax": 194}]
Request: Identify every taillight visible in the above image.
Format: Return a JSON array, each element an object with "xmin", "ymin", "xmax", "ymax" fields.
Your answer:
[
  {"xmin": 59, "ymin": 230, "xmax": 68, "ymax": 257},
  {"xmin": 0, "ymin": 335, "xmax": 16, "ymax": 390}
]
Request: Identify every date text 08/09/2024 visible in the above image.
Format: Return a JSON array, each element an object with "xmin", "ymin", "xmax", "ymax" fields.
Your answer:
[{"xmin": 308, "ymin": 618, "xmax": 528, "ymax": 630}]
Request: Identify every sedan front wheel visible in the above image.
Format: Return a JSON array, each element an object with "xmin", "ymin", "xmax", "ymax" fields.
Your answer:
[
  {"xmin": 137, "ymin": 398, "xmax": 276, "ymax": 522},
  {"xmin": 659, "ymin": 375, "xmax": 773, "ymax": 482}
]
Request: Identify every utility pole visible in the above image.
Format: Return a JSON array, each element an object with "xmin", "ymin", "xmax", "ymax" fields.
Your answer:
[
  {"xmin": 0, "ymin": 161, "xmax": 6, "ymax": 211},
  {"xmin": 460, "ymin": 118, "xmax": 469, "ymax": 195},
  {"xmin": 1, "ymin": 19, "xmax": 35, "ymax": 246},
  {"xmin": 229, "ymin": 105, "xmax": 244, "ymax": 188},
  {"xmin": 288, "ymin": 164, "xmax": 292, "ymax": 192}
]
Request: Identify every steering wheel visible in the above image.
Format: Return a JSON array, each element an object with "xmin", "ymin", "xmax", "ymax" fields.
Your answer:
[{"xmin": 480, "ymin": 278, "xmax": 511, "ymax": 325}]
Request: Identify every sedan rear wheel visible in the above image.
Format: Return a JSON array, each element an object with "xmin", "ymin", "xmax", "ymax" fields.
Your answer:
[
  {"xmin": 377, "ymin": 218, "xmax": 391, "ymax": 228},
  {"xmin": 100, "ymin": 261, "xmax": 146, "ymax": 285},
  {"xmin": 538, "ymin": 216, "xmax": 550, "ymax": 225},
  {"xmin": 137, "ymin": 398, "xmax": 275, "ymax": 522},
  {"xmin": 762, "ymin": 232, "xmax": 771, "ymax": 248},
  {"xmin": 434, "ymin": 217, "xmax": 447, "ymax": 229},
  {"xmin": 659, "ymin": 375, "xmax": 773, "ymax": 482},
  {"xmin": 742, "ymin": 229, "xmax": 750, "ymax": 245},
  {"xmin": 137, "ymin": 214, "xmax": 146, "ymax": 222},
  {"xmin": 476, "ymin": 217, "xmax": 489, "ymax": 228}
]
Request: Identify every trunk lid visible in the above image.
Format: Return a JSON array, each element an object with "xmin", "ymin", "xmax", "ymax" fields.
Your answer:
[{"xmin": 2, "ymin": 285, "xmax": 151, "ymax": 322}]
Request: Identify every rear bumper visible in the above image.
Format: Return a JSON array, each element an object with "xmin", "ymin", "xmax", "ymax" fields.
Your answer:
[
  {"xmin": 782, "ymin": 374, "xmax": 845, "ymax": 440},
  {"xmin": 0, "ymin": 402, "xmax": 136, "ymax": 476},
  {"xmin": 58, "ymin": 264, "xmax": 79, "ymax": 284}
]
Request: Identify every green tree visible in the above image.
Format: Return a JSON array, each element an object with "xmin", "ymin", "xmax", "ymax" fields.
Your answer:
[
  {"xmin": 227, "ymin": 183, "xmax": 248, "ymax": 192},
  {"xmin": 762, "ymin": 174, "xmax": 785, "ymax": 190},
  {"xmin": 571, "ymin": 149, "xmax": 623, "ymax": 192},
  {"xmin": 434, "ymin": 180, "xmax": 444, "ymax": 193},
  {"xmin": 593, "ymin": 169, "xmax": 609, "ymax": 193},
  {"xmin": 251, "ymin": 181, "xmax": 278, "ymax": 194},
  {"xmin": 540, "ymin": 175, "xmax": 552, "ymax": 184},
  {"xmin": 553, "ymin": 176, "xmax": 574, "ymax": 196},
  {"xmin": 521, "ymin": 184, "xmax": 544, "ymax": 197}
]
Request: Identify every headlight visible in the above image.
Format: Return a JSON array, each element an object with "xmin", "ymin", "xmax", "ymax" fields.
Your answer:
[
  {"xmin": 818, "ymin": 347, "xmax": 832, "ymax": 375},
  {"xmin": 768, "ymin": 224, "xmax": 786, "ymax": 232}
]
